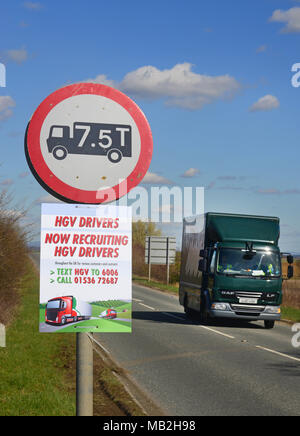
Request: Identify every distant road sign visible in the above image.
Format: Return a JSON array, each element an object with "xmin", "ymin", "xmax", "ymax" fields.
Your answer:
[
  {"xmin": 25, "ymin": 83, "xmax": 153, "ymax": 204},
  {"xmin": 145, "ymin": 236, "xmax": 176, "ymax": 265}
]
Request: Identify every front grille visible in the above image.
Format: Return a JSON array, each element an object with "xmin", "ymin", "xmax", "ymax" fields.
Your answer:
[
  {"xmin": 46, "ymin": 310, "xmax": 58, "ymax": 321},
  {"xmin": 220, "ymin": 290, "xmax": 263, "ymax": 299},
  {"xmin": 235, "ymin": 291, "xmax": 263, "ymax": 299},
  {"xmin": 231, "ymin": 304, "xmax": 265, "ymax": 313}
]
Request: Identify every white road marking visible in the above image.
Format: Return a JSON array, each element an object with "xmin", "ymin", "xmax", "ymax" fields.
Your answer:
[
  {"xmin": 161, "ymin": 312, "xmax": 186, "ymax": 322},
  {"xmin": 138, "ymin": 302, "xmax": 235, "ymax": 339},
  {"xmin": 123, "ymin": 294, "xmax": 300, "ymax": 363},
  {"xmin": 200, "ymin": 325, "xmax": 235, "ymax": 339},
  {"xmin": 256, "ymin": 345, "xmax": 300, "ymax": 363},
  {"xmin": 88, "ymin": 333, "xmax": 111, "ymax": 355},
  {"xmin": 138, "ymin": 302, "xmax": 156, "ymax": 311}
]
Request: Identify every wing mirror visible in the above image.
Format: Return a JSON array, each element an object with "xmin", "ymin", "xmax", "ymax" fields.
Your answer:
[{"xmin": 287, "ymin": 265, "xmax": 294, "ymax": 279}]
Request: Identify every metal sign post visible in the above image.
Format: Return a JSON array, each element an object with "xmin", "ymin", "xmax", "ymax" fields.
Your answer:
[
  {"xmin": 166, "ymin": 237, "xmax": 170, "ymax": 285},
  {"xmin": 148, "ymin": 237, "xmax": 151, "ymax": 282},
  {"xmin": 76, "ymin": 332, "xmax": 93, "ymax": 416},
  {"xmin": 145, "ymin": 236, "xmax": 176, "ymax": 284}
]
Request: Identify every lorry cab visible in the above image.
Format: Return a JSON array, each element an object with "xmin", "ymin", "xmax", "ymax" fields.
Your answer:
[
  {"xmin": 45, "ymin": 296, "xmax": 72, "ymax": 325},
  {"xmin": 45, "ymin": 295, "xmax": 91, "ymax": 326},
  {"xmin": 206, "ymin": 242, "xmax": 283, "ymax": 326},
  {"xmin": 47, "ymin": 125, "xmax": 71, "ymax": 160},
  {"xmin": 179, "ymin": 213, "xmax": 293, "ymax": 329}
]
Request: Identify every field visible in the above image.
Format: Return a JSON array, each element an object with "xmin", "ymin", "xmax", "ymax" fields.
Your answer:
[{"xmin": 282, "ymin": 259, "xmax": 300, "ymax": 310}]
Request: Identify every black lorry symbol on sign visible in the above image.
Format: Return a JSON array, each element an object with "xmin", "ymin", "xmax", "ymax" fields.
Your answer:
[{"xmin": 47, "ymin": 122, "xmax": 132, "ymax": 163}]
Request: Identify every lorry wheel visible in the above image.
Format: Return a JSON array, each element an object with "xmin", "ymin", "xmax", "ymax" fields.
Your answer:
[
  {"xmin": 200, "ymin": 295, "xmax": 209, "ymax": 325},
  {"xmin": 52, "ymin": 146, "xmax": 68, "ymax": 160},
  {"xmin": 199, "ymin": 308, "xmax": 209, "ymax": 325},
  {"xmin": 107, "ymin": 149, "xmax": 122, "ymax": 163},
  {"xmin": 183, "ymin": 295, "xmax": 193, "ymax": 319},
  {"xmin": 184, "ymin": 306, "xmax": 194, "ymax": 319},
  {"xmin": 61, "ymin": 317, "xmax": 66, "ymax": 325},
  {"xmin": 264, "ymin": 320, "xmax": 275, "ymax": 329}
]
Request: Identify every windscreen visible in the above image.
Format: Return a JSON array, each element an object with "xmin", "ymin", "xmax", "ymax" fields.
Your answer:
[
  {"xmin": 217, "ymin": 248, "xmax": 281, "ymax": 277},
  {"xmin": 46, "ymin": 300, "xmax": 61, "ymax": 309}
]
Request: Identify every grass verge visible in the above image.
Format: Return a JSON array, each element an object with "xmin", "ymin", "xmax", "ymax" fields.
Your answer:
[
  {"xmin": 133, "ymin": 275, "xmax": 179, "ymax": 295},
  {"xmin": 0, "ymin": 259, "xmax": 146, "ymax": 416},
  {"xmin": 93, "ymin": 358, "xmax": 146, "ymax": 416},
  {"xmin": 0, "ymin": 259, "xmax": 76, "ymax": 416},
  {"xmin": 281, "ymin": 306, "xmax": 300, "ymax": 323}
]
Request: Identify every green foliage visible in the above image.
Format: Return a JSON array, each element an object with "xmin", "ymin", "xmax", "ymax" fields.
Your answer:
[
  {"xmin": 0, "ymin": 190, "xmax": 31, "ymax": 325},
  {"xmin": 92, "ymin": 300, "xmax": 129, "ymax": 308},
  {"xmin": 132, "ymin": 220, "xmax": 161, "ymax": 247},
  {"xmin": 0, "ymin": 262, "xmax": 76, "ymax": 416}
]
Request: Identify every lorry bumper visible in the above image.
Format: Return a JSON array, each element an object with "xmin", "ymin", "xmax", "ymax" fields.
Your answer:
[{"xmin": 209, "ymin": 303, "xmax": 281, "ymax": 321}]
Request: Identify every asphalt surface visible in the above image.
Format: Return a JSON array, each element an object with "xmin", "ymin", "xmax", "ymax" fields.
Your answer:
[
  {"xmin": 31, "ymin": 251, "xmax": 300, "ymax": 416},
  {"xmin": 95, "ymin": 283, "xmax": 300, "ymax": 416}
]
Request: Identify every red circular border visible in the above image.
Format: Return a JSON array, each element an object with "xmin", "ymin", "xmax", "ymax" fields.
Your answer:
[{"xmin": 26, "ymin": 83, "xmax": 153, "ymax": 203}]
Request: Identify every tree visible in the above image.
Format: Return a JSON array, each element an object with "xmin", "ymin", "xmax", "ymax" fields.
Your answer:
[{"xmin": 132, "ymin": 220, "xmax": 161, "ymax": 247}]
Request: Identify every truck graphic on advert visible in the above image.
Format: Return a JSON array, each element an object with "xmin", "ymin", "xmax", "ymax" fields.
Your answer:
[
  {"xmin": 47, "ymin": 122, "xmax": 132, "ymax": 163},
  {"xmin": 45, "ymin": 296, "xmax": 92, "ymax": 326},
  {"xmin": 179, "ymin": 213, "xmax": 294, "ymax": 329},
  {"xmin": 100, "ymin": 308, "xmax": 117, "ymax": 319}
]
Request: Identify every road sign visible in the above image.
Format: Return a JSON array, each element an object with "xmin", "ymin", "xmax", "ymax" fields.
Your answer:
[
  {"xmin": 39, "ymin": 203, "xmax": 132, "ymax": 333},
  {"xmin": 25, "ymin": 83, "xmax": 153, "ymax": 204},
  {"xmin": 145, "ymin": 236, "xmax": 176, "ymax": 265},
  {"xmin": 145, "ymin": 236, "xmax": 176, "ymax": 284}
]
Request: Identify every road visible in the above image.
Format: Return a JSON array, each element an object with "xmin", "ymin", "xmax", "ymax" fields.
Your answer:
[
  {"xmin": 30, "ymin": 251, "xmax": 300, "ymax": 415},
  {"xmin": 95, "ymin": 283, "xmax": 300, "ymax": 416}
]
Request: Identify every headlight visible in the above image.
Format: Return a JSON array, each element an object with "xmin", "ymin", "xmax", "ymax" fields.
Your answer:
[
  {"xmin": 264, "ymin": 306, "xmax": 281, "ymax": 314},
  {"xmin": 211, "ymin": 303, "xmax": 228, "ymax": 311}
]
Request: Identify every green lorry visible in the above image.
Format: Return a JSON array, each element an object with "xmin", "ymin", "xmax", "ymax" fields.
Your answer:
[{"xmin": 179, "ymin": 213, "xmax": 294, "ymax": 329}]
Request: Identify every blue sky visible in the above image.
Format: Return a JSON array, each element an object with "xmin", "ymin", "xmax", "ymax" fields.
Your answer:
[{"xmin": 1, "ymin": 0, "xmax": 300, "ymax": 251}]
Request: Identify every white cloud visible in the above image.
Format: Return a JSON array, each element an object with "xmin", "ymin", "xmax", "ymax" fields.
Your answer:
[
  {"xmin": 181, "ymin": 168, "xmax": 200, "ymax": 178},
  {"xmin": 119, "ymin": 63, "xmax": 241, "ymax": 110},
  {"xmin": 0, "ymin": 179, "xmax": 13, "ymax": 186},
  {"xmin": 6, "ymin": 49, "xmax": 28, "ymax": 64},
  {"xmin": 0, "ymin": 96, "xmax": 15, "ymax": 121},
  {"xmin": 84, "ymin": 63, "xmax": 241, "ymax": 110},
  {"xmin": 35, "ymin": 194, "xmax": 62, "ymax": 204},
  {"xmin": 18, "ymin": 171, "xmax": 29, "ymax": 179},
  {"xmin": 141, "ymin": 171, "xmax": 173, "ymax": 185},
  {"xmin": 23, "ymin": 2, "xmax": 43, "ymax": 10},
  {"xmin": 81, "ymin": 74, "xmax": 116, "ymax": 88},
  {"xmin": 269, "ymin": 7, "xmax": 300, "ymax": 33},
  {"xmin": 256, "ymin": 45, "xmax": 267, "ymax": 53},
  {"xmin": 249, "ymin": 95, "xmax": 279, "ymax": 112}
]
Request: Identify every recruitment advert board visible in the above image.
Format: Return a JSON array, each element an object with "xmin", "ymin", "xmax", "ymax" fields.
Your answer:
[{"xmin": 39, "ymin": 203, "xmax": 132, "ymax": 333}]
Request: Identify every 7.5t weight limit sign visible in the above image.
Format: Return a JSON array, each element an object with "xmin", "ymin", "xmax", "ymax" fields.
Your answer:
[
  {"xmin": 48, "ymin": 122, "xmax": 132, "ymax": 164},
  {"xmin": 25, "ymin": 83, "xmax": 153, "ymax": 204}
]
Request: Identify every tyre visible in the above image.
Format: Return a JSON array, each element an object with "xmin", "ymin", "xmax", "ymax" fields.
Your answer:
[
  {"xmin": 264, "ymin": 320, "xmax": 275, "ymax": 329},
  {"xmin": 199, "ymin": 294, "xmax": 209, "ymax": 324},
  {"xmin": 52, "ymin": 146, "xmax": 68, "ymax": 160},
  {"xmin": 61, "ymin": 316, "xmax": 66, "ymax": 325},
  {"xmin": 199, "ymin": 307, "xmax": 209, "ymax": 324},
  {"xmin": 107, "ymin": 148, "xmax": 122, "ymax": 163},
  {"xmin": 184, "ymin": 296, "xmax": 193, "ymax": 319}
]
